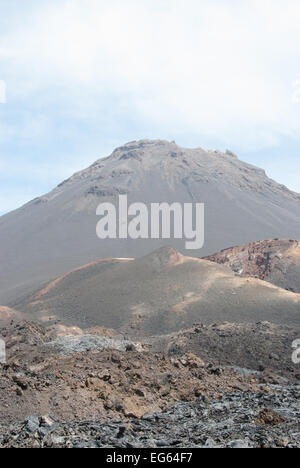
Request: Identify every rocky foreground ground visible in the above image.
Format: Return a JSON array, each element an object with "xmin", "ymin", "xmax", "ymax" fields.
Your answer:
[
  {"xmin": 1, "ymin": 386, "xmax": 299, "ymax": 448},
  {"xmin": 0, "ymin": 321, "xmax": 299, "ymax": 448}
]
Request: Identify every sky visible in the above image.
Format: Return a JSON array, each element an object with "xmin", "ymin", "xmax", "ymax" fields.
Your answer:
[{"xmin": 0, "ymin": 0, "xmax": 300, "ymax": 215}]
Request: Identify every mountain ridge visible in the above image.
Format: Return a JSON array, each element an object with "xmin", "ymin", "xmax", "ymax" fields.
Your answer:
[
  {"xmin": 21, "ymin": 139, "xmax": 300, "ymax": 208},
  {"xmin": 1, "ymin": 139, "xmax": 300, "ymax": 305},
  {"xmin": 8, "ymin": 246, "xmax": 300, "ymax": 335}
]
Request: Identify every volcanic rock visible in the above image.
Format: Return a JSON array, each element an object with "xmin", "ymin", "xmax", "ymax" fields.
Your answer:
[{"xmin": 1, "ymin": 140, "xmax": 300, "ymax": 304}]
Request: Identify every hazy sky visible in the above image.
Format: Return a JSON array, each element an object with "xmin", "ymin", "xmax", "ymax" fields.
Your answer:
[{"xmin": 1, "ymin": 0, "xmax": 300, "ymax": 214}]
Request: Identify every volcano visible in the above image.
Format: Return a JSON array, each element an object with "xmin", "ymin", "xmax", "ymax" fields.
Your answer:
[
  {"xmin": 9, "ymin": 246, "xmax": 300, "ymax": 335},
  {"xmin": 1, "ymin": 139, "xmax": 300, "ymax": 304}
]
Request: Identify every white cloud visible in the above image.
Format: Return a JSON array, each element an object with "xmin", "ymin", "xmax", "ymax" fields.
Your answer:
[
  {"xmin": 0, "ymin": 0, "xmax": 299, "ymax": 150},
  {"xmin": 0, "ymin": 122, "xmax": 15, "ymax": 142}
]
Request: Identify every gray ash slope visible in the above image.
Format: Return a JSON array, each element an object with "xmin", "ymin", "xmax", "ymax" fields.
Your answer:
[
  {"xmin": 1, "ymin": 139, "xmax": 300, "ymax": 304},
  {"xmin": 11, "ymin": 247, "xmax": 300, "ymax": 334}
]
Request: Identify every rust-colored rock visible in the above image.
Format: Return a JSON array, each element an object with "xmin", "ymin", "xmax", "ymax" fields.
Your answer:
[{"xmin": 204, "ymin": 239, "xmax": 300, "ymax": 293}]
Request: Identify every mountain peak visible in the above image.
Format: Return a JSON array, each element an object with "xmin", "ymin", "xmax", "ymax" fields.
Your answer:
[
  {"xmin": 112, "ymin": 139, "xmax": 176, "ymax": 154},
  {"xmin": 1, "ymin": 139, "xmax": 300, "ymax": 305},
  {"xmin": 70, "ymin": 140, "xmax": 299, "ymax": 204},
  {"xmin": 136, "ymin": 246, "xmax": 184, "ymax": 272}
]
